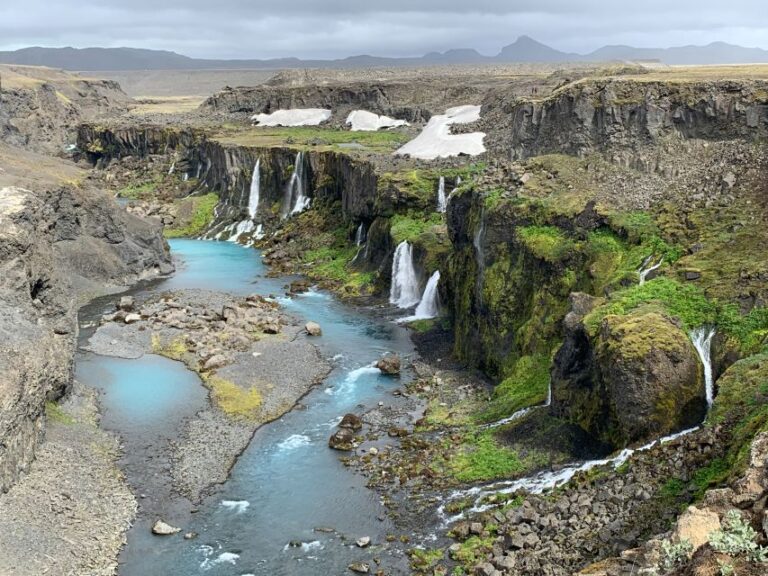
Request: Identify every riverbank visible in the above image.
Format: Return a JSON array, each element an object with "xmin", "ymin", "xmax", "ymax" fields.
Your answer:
[{"xmin": 0, "ymin": 381, "xmax": 136, "ymax": 576}]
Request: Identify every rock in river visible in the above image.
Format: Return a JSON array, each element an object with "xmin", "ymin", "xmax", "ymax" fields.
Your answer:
[
  {"xmin": 376, "ymin": 354, "xmax": 401, "ymax": 376},
  {"xmin": 152, "ymin": 520, "xmax": 181, "ymax": 536},
  {"xmin": 305, "ymin": 321, "xmax": 322, "ymax": 336},
  {"xmin": 339, "ymin": 413, "xmax": 363, "ymax": 431},
  {"xmin": 348, "ymin": 562, "xmax": 370, "ymax": 574},
  {"xmin": 329, "ymin": 428, "xmax": 356, "ymax": 451}
]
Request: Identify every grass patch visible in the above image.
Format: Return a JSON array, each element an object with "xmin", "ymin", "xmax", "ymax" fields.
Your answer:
[
  {"xmin": 302, "ymin": 244, "xmax": 374, "ymax": 293},
  {"xmin": 164, "ymin": 193, "xmax": 219, "ymax": 239},
  {"xmin": 46, "ymin": 401, "xmax": 75, "ymax": 425},
  {"xmin": 518, "ymin": 225, "xmax": 576, "ymax": 263},
  {"xmin": 584, "ymin": 277, "xmax": 717, "ymax": 334},
  {"xmin": 390, "ymin": 213, "xmax": 443, "ymax": 244},
  {"xmin": 204, "ymin": 375, "xmax": 263, "ymax": 420},
  {"xmin": 118, "ymin": 181, "xmax": 158, "ymax": 200},
  {"xmin": 449, "ymin": 433, "xmax": 526, "ymax": 482},
  {"xmin": 151, "ymin": 334, "xmax": 188, "ymax": 360},
  {"xmin": 408, "ymin": 548, "xmax": 444, "ymax": 572},
  {"xmin": 477, "ymin": 354, "xmax": 551, "ymax": 423},
  {"xmin": 450, "ymin": 536, "xmax": 495, "ymax": 568}
]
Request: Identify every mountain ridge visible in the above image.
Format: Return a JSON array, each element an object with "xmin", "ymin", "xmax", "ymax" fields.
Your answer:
[{"xmin": 1, "ymin": 37, "xmax": 767, "ymax": 71}]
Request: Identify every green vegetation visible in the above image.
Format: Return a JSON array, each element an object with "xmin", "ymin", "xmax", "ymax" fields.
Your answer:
[
  {"xmin": 584, "ymin": 277, "xmax": 716, "ymax": 334},
  {"xmin": 660, "ymin": 538, "xmax": 693, "ymax": 572},
  {"xmin": 164, "ymin": 193, "xmax": 219, "ymax": 239},
  {"xmin": 449, "ymin": 433, "xmax": 527, "ymax": 482},
  {"xmin": 477, "ymin": 354, "xmax": 551, "ymax": 423},
  {"xmin": 518, "ymin": 225, "xmax": 576, "ymax": 263},
  {"xmin": 46, "ymin": 401, "xmax": 75, "ymax": 425},
  {"xmin": 450, "ymin": 535, "xmax": 496, "ymax": 568},
  {"xmin": 390, "ymin": 213, "xmax": 443, "ymax": 244},
  {"xmin": 709, "ymin": 510, "xmax": 768, "ymax": 563},
  {"xmin": 204, "ymin": 375, "xmax": 263, "ymax": 420},
  {"xmin": 408, "ymin": 548, "xmax": 444, "ymax": 572},
  {"xmin": 302, "ymin": 244, "xmax": 374, "ymax": 294},
  {"xmin": 118, "ymin": 180, "xmax": 158, "ymax": 200},
  {"xmin": 151, "ymin": 334, "xmax": 188, "ymax": 360}
]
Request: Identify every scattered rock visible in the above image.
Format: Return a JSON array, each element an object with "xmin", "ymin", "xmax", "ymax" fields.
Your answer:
[
  {"xmin": 305, "ymin": 321, "xmax": 322, "ymax": 336},
  {"xmin": 202, "ymin": 354, "xmax": 227, "ymax": 371},
  {"xmin": 348, "ymin": 562, "xmax": 370, "ymax": 574},
  {"xmin": 152, "ymin": 520, "xmax": 181, "ymax": 536},
  {"xmin": 356, "ymin": 536, "xmax": 371, "ymax": 548},
  {"xmin": 329, "ymin": 428, "xmax": 356, "ymax": 451},
  {"xmin": 376, "ymin": 354, "xmax": 401, "ymax": 376},
  {"xmin": 339, "ymin": 413, "xmax": 363, "ymax": 431},
  {"xmin": 184, "ymin": 532, "xmax": 198, "ymax": 540},
  {"xmin": 124, "ymin": 313, "xmax": 142, "ymax": 324},
  {"xmin": 118, "ymin": 295, "xmax": 135, "ymax": 311},
  {"xmin": 673, "ymin": 506, "xmax": 721, "ymax": 551}
]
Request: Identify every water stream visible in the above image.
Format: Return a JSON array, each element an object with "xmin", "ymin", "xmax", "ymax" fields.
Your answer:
[
  {"xmin": 389, "ymin": 241, "xmax": 421, "ymax": 309},
  {"xmin": 436, "ymin": 176, "xmax": 447, "ymax": 213},
  {"xmin": 76, "ymin": 239, "xmax": 417, "ymax": 575}
]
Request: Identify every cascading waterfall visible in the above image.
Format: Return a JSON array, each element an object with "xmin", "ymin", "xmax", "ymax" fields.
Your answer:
[
  {"xmin": 442, "ymin": 328, "xmax": 720, "ymax": 523},
  {"xmin": 413, "ymin": 271, "xmax": 441, "ymax": 319},
  {"xmin": 638, "ymin": 255, "xmax": 664, "ymax": 285},
  {"xmin": 436, "ymin": 176, "xmax": 447, "ymax": 213},
  {"xmin": 355, "ymin": 223, "xmax": 366, "ymax": 246},
  {"xmin": 691, "ymin": 327, "xmax": 716, "ymax": 407},
  {"xmin": 248, "ymin": 159, "xmax": 261, "ymax": 219},
  {"xmin": 473, "ymin": 208, "xmax": 486, "ymax": 303},
  {"xmin": 389, "ymin": 241, "xmax": 421, "ymax": 309},
  {"xmin": 282, "ymin": 152, "xmax": 310, "ymax": 218}
]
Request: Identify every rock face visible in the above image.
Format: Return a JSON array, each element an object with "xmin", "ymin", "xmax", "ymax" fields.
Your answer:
[
  {"xmin": 483, "ymin": 78, "xmax": 768, "ymax": 159},
  {"xmin": 552, "ymin": 309, "xmax": 706, "ymax": 447},
  {"xmin": 0, "ymin": 185, "xmax": 170, "ymax": 493}
]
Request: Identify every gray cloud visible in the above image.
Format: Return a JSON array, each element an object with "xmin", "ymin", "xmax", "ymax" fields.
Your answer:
[{"xmin": 1, "ymin": 1, "xmax": 766, "ymax": 59}]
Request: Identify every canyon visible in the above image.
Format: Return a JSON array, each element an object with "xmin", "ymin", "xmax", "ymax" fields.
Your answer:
[{"xmin": 0, "ymin": 60, "xmax": 767, "ymax": 576}]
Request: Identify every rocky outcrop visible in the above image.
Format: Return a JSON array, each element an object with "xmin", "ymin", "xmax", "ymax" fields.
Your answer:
[
  {"xmin": 200, "ymin": 81, "xmax": 485, "ymax": 123},
  {"xmin": 0, "ymin": 185, "xmax": 170, "ymax": 492},
  {"xmin": 0, "ymin": 64, "xmax": 130, "ymax": 154},
  {"xmin": 552, "ymin": 304, "xmax": 706, "ymax": 447},
  {"xmin": 483, "ymin": 78, "xmax": 768, "ymax": 159}
]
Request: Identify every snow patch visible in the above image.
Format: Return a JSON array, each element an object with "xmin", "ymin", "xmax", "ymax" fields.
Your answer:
[
  {"xmin": 395, "ymin": 105, "xmax": 485, "ymax": 160},
  {"xmin": 346, "ymin": 110, "xmax": 409, "ymax": 131},
  {"xmin": 252, "ymin": 108, "xmax": 332, "ymax": 127}
]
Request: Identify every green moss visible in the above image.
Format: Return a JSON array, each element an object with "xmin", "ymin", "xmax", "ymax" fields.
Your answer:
[
  {"xmin": 598, "ymin": 312, "xmax": 689, "ymax": 361},
  {"xmin": 408, "ymin": 548, "xmax": 444, "ymax": 572},
  {"xmin": 203, "ymin": 374, "xmax": 263, "ymax": 421},
  {"xmin": 450, "ymin": 536, "xmax": 495, "ymax": 568},
  {"xmin": 449, "ymin": 433, "xmax": 525, "ymax": 482},
  {"xmin": 46, "ymin": 401, "xmax": 75, "ymax": 425},
  {"xmin": 390, "ymin": 213, "xmax": 443, "ymax": 244},
  {"xmin": 164, "ymin": 193, "xmax": 219, "ymax": 238},
  {"xmin": 151, "ymin": 334, "xmax": 188, "ymax": 360},
  {"xmin": 477, "ymin": 354, "xmax": 551, "ymax": 423},
  {"xmin": 584, "ymin": 277, "xmax": 717, "ymax": 335},
  {"xmin": 483, "ymin": 187, "xmax": 506, "ymax": 210},
  {"xmin": 118, "ymin": 181, "xmax": 158, "ymax": 200},
  {"xmin": 302, "ymin": 243, "xmax": 374, "ymax": 294},
  {"xmin": 518, "ymin": 225, "xmax": 576, "ymax": 263},
  {"xmin": 407, "ymin": 319, "xmax": 436, "ymax": 333}
]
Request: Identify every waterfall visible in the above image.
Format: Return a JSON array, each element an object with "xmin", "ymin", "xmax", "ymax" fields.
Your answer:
[
  {"xmin": 283, "ymin": 152, "xmax": 310, "ymax": 218},
  {"xmin": 248, "ymin": 159, "xmax": 261, "ymax": 219},
  {"xmin": 638, "ymin": 256, "xmax": 664, "ymax": 285},
  {"xmin": 355, "ymin": 223, "xmax": 366, "ymax": 246},
  {"xmin": 389, "ymin": 241, "xmax": 421, "ymax": 309},
  {"xmin": 228, "ymin": 220, "xmax": 255, "ymax": 242},
  {"xmin": 691, "ymin": 327, "xmax": 716, "ymax": 407},
  {"xmin": 413, "ymin": 271, "xmax": 441, "ymax": 319},
  {"xmin": 168, "ymin": 162, "xmax": 175, "ymax": 175},
  {"xmin": 474, "ymin": 209, "xmax": 486, "ymax": 303},
  {"xmin": 436, "ymin": 176, "xmax": 447, "ymax": 213}
]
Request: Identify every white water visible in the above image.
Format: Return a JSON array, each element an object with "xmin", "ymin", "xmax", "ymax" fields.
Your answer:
[
  {"xmin": 436, "ymin": 177, "xmax": 447, "ymax": 213},
  {"xmin": 691, "ymin": 327, "xmax": 716, "ymax": 407},
  {"xmin": 440, "ymin": 425, "xmax": 699, "ymax": 525},
  {"xmin": 395, "ymin": 105, "xmax": 486, "ymax": 160},
  {"xmin": 251, "ymin": 109, "xmax": 331, "ymax": 127},
  {"xmin": 283, "ymin": 152, "xmax": 310, "ymax": 217},
  {"xmin": 248, "ymin": 159, "xmax": 261, "ymax": 219},
  {"xmin": 638, "ymin": 256, "xmax": 664, "ymax": 285},
  {"xmin": 277, "ymin": 434, "xmax": 312, "ymax": 451},
  {"xmin": 389, "ymin": 241, "xmax": 422, "ymax": 309},
  {"xmin": 355, "ymin": 223, "xmax": 365, "ymax": 246},
  {"xmin": 482, "ymin": 380, "xmax": 553, "ymax": 430},
  {"xmin": 221, "ymin": 500, "xmax": 250, "ymax": 514},
  {"xmin": 399, "ymin": 271, "xmax": 441, "ymax": 322},
  {"xmin": 227, "ymin": 220, "xmax": 255, "ymax": 242}
]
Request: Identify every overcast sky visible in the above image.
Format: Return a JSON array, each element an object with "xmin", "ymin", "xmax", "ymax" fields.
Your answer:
[{"xmin": 1, "ymin": 0, "xmax": 767, "ymax": 59}]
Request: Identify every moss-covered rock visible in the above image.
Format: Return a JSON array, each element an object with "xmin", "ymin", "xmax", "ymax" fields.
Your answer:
[{"xmin": 553, "ymin": 308, "xmax": 706, "ymax": 447}]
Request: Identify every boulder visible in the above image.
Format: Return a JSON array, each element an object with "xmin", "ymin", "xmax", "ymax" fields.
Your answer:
[
  {"xmin": 202, "ymin": 354, "xmax": 227, "ymax": 371},
  {"xmin": 348, "ymin": 562, "xmax": 370, "ymax": 574},
  {"xmin": 118, "ymin": 295, "xmax": 135, "ymax": 311},
  {"xmin": 124, "ymin": 313, "xmax": 142, "ymax": 324},
  {"xmin": 673, "ymin": 506, "xmax": 721, "ymax": 552},
  {"xmin": 152, "ymin": 520, "xmax": 181, "ymax": 536},
  {"xmin": 305, "ymin": 321, "xmax": 322, "ymax": 336},
  {"xmin": 355, "ymin": 536, "xmax": 371, "ymax": 548},
  {"xmin": 376, "ymin": 354, "xmax": 401, "ymax": 376},
  {"xmin": 552, "ymin": 310, "xmax": 706, "ymax": 446},
  {"xmin": 339, "ymin": 413, "xmax": 363, "ymax": 431},
  {"xmin": 329, "ymin": 428, "xmax": 356, "ymax": 451}
]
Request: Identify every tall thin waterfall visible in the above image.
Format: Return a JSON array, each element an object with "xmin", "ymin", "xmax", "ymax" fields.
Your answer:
[
  {"xmin": 389, "ymin": 241, "xmax": 421, "ymax": 308},
  {"xmin": 638, "ymin": 256, "xmax": 664, "ymax": 285},
  {"xmin": 283, "ymin": 152, "xmax": 310, "ymax": 217},
  {"xmin": 474, "ymin": 208, "xmax": 486, "ymax": 303},
  {"xmin": 413, "ymin": 271, "xmax": 441, "ymax": 319},
  {"xmin": 436, "ymin": 176, "xmax": 447, "ymax": 213},
  {"xmin": 691, "ymin": 327, "xmax": 716, "ymax": 407},
  {"xmin": 355, "ymin": 223, "xmax": 366, "ymax": 246},
  {"xmin": 248, "ymin": 159, "xmax": 261, "ymax": 219}
]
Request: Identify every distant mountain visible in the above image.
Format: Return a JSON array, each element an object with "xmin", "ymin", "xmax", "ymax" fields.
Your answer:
[
  {"xmin": 496, "ymin": 35, "xmax": 577, "ymax": 62},
  {"xmin": 1, "ymin": 39, "xmax": 767, "ymax": 71}
]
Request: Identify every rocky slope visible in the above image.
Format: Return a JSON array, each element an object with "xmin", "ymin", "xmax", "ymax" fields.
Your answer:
[
  {"xmin": 0, "ymin": 184, "xmax": 171, "ymax": 493},
  {"xmin": 0, "ymin": 64, "xmax": 131, "ymax": 154}
]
